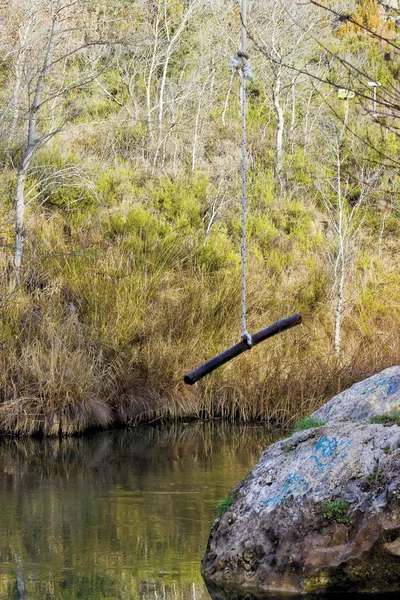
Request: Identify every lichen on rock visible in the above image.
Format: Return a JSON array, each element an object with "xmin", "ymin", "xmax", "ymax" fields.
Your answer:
[{"xmin": 201, "ymin": 367, "xmax": 400, "ymax": 597}]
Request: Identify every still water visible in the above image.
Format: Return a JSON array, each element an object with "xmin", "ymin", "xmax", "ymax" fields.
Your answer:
[{"xmin": 0, "ymin": 422, "xmax": 281, "ymax": 599}]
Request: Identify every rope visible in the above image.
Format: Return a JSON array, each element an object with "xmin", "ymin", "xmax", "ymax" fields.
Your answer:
[
  {"xmin": 241, "ymin": 60, "xmax": 252, "ymax": 347},
  {"xmin": 229, "ymin": 1, "xmax": 254, "ymax": 347}
]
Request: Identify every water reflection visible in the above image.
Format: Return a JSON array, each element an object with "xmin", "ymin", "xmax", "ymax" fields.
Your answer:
[{"xmin": 0, "ymin": 423, "xmax": 280, "ymax": 599}]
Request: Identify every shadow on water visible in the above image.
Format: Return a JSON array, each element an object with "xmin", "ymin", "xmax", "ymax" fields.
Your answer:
[
  {"xmin": 204, "ymin": 579, "xmax": 398, "ymax": 600},
  {"xmin": 0, "ymin": 422, "xmax": 281, "ymax": 600}
]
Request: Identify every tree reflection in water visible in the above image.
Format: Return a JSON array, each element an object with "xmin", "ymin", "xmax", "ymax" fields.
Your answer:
[{"xmin": 0, "ymin": 423, "xmax": 280, "ymax": 599}]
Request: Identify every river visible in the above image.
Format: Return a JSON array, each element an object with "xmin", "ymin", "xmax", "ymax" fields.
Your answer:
[{"xmin": 0, "ymin": 422, "xmax": 283, "ymax": 599}]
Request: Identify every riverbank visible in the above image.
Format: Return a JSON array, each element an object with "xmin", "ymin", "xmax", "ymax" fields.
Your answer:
[
  {"xmin": 1, "ymin": 264, "xmax": 399, "ymax": 437},
  {"xmin": 1, "ymin": 172, "xmax": 400, "ymax": 436}
]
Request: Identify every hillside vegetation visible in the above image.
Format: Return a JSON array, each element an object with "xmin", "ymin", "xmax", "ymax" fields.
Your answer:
[{"xmin": 0, "ymin": 0, "xmax": 400, "ymax": 435}]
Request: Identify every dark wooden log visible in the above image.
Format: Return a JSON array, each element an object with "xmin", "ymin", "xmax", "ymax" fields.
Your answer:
[{"xmin": 184, "ymin": 313, "xmax": 302, "ymax": 385}]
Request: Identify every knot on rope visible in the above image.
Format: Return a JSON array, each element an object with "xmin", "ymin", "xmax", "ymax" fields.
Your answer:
[
  {"xmin": 242, "ymin": 331, "xmax": 253, "ymax": 348},
  {"xmin": 229, "ymin": 50, "xmax": 255, "ymax": 83}
]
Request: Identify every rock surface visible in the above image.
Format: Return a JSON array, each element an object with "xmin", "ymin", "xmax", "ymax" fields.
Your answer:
[
  {"xmin": 311, "ymin": 366, "xmax": 400, "ymax": 424},
  {"xmin": 201, "ymin": 367, "xmax": 400, "ymax": 597}
]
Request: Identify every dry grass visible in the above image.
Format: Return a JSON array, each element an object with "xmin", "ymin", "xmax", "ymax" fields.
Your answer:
[
  {"xmin": 1, "ymin": 202, "xmax": 400, "ymax": 436},
  {"xmin": 1, "ymin": 277, "xmax": 397, "ymax": 436}
]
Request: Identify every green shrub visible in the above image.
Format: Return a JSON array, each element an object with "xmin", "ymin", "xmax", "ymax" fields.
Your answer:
[
  {"xmin": 46, "ymin": 184, "xmax": 97, "ymax": 210},
  {"xmin": 325, "ymin": 499, "xmax": 350, "ymax": 524},
  {"xmin": 247, "ymin": 214, "xmax": 279, "ymax": 255},
  {"xmin": 104, "ymin": 205, "xmax": 162, "ymax": 253},
  {"xmin": 32, "ymin": 146, "xmax": 97, "ymax": 210},
  {"xmin": 86, "ymin": 96, "xmax": 114, "ymax": 119},
  {"xmin": 216, "ymin": 493, "xmax": 236, "ymax": 517},
  {"xmin": 249, "ymin": 169, "xmax": 276, "ymax": 209},
  {"xmin": 196, "ymin": 226, "xmax": 240, "ymax": 272},
  {"xmin": 293, "ymin": 416, "xmax": 325, "ymax": 432},
  {"xmin": 370, "ymin": 412, "xmax": 400, "ymax": 426},
  {"xmin": 151, "ymin": 173, "xmax": 207, "ymax": 228},
  {"xmin": 97, "ymin": 166, "xmax": 136, "ymax": 206}
]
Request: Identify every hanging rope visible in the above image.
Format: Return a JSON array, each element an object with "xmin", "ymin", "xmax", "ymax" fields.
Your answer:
[
  {"xmin": 229, "ymin": 0, "xmax": 254, "ymax": 347},
  {"xmin": 183, "ymin": 1, "xmax": 302, "ymax": 386},
  {"xmin": 241, "ymin": 56, "xmax": 251, "ymax": 346}
]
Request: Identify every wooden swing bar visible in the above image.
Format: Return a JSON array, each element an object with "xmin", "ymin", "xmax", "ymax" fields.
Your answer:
[{"xmin": 184, "ymin": 313, "xmax": 301, "ymax": 385}]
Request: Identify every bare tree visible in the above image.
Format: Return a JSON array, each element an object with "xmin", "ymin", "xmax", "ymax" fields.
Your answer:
[
  {"xmin": 314, "ymin": 114, "xmax": 381, "ymax": 357},
  {"xmin": 0, "ymin": 0, "xmax": 109, "ymax": 282},
  {"xmin": 248, "ymin": 0, "xmax": 322, "ymax": 191}
]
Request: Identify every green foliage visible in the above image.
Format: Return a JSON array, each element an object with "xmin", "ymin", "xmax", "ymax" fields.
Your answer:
[
  {"xmin": 293, "ymin": 416, "xmax": 326, "ymax": 432},
  {"xmin": 247, "ymin": 214, "xmax": 279, "ymax": 255},
  {"xmin": 196, "ymin": 226, "xmax": 240, "ymax": 272},
  {"xmin": 151, "ymin": 174, "xmax": 207, "ymax": 228},
  {"xmin": 249, "ymin": 169, "xmax": 276, "ymax": 210},
  {"xmin": 46, "ymin": 183, "xmax": 96, "ymax": 210},
  {"xmin": 32, "ymin": 146, "xmax": 97, "ymax": 210},
  {"xmin": 366, "ymin": 470, "xmax": 384, "ymax": 483},
  {"xmin": 359, "ymin": 285, "xmax": 388, "ymax": 317},
  {"xmin": 216, "ymin": 493, "xmax": 236, "ymax": 517},
  {"xmin": 265, "ymin": 247, "xmax": 293, "ymax": 275},
  {"xmin": 285, "ymin": 201, "xmax": 317, "ymax": 250},
  {"xmin": 370, "ymin": 412, "xmax": 400, "ymax": 426},
  {"xmin": 115, "ymin": 122, "xmax": 149, "ymax": 156},
  {"xmin": 97, "ymin": 166, "xmax": 136, "ymax": 206},
  {"xmin": 325, "ymin": 499, "xmax": 350, "ymax": 525},
  {"xmin": 104, "ymin": 205, "xmax": 163, "ymax": 253},
  {"xmin": 85, "ymin": 96, "xmax": 114, "ymax": 119}
]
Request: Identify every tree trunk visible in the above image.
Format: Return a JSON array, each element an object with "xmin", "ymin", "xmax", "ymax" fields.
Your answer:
[
  {"xmin": 146, "ymin": 0, "xmax": 162, "ymax": 140},
  {"xmin": 333, "ymin": 153, "xmax": 344, "ymax": 358},
  {"xmin": 13, "ymin": 3, "xmax": 60, "ymax": 281},
  {"xmin": 13, "ymin": 168, "xmax": 26, "ymax": 281},
  {"xmin": 334, "ymin": 250, "xmax": 345, "ymax": 357},
  {"xmin": 273, "ymin": 73, "xmax": 285, "ymax": 190},
  {"xmin": 289, "ymin": 76, "xmax": 296, "ymax": 151},
  {"xmin": 158, "ymin": 51, "xmax": 171, "ymax": 142}
]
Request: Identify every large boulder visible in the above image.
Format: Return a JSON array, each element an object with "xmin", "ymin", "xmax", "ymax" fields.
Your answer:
[
  {"xmin": 201, "ymin": 367, "xmax": 400, "ymax": 597},
  {"xmin": 311, "ymin": 366, "xmax": 400, "ymax": 425}
]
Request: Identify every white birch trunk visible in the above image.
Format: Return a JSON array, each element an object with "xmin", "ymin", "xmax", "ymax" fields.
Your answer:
[
  {"xmin": 273, "ymin": 73, "xmax": 284, "ymax": 187},
  {"xmin": 146, "ymin": 0, "xmax": 162, "ymax": 139},
  {"xmin": 334, "ymin": 250, "xmax": 345, "ymax": 357},
  {"xmin": 10, "ymin": 28, "xmax": 26, "ymax": 142},
  {"xmin": 289, "ymin": 76, "xmax": 296, "ymax": 151},
  {"xmin": 333, "ymin": 154, "xmax": 344, "ymax": 358},
  {"xmin": 157, "ymin": 2, "xmax": 196, "ymax": 149},
  {"xmin": 13, "ymin": 2, "xmax": 60, "ymax": 280},
  {"xmin": 14, "ymin": 169, "xmax": 26, "ymax": 279}
]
